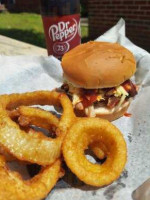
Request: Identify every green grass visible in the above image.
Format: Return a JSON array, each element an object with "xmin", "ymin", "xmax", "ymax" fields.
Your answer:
[{"xmin": 0, "ymin": 12, "xmax": 89, "ymax": 48}]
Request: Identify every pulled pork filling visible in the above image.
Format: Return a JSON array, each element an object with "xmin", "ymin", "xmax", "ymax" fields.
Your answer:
[{"xmin": 59, "ymin": 80, "xmax": 137, "ymax": 117}]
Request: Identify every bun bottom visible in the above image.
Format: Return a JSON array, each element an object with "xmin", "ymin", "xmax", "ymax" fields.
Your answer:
[
  {"xmin": 75, "ymin": 101, "xmax": 130, "ymax": 121},
  {"xmin": 95, "ymin": 102, "xmax": 130, "ymax": 121}
]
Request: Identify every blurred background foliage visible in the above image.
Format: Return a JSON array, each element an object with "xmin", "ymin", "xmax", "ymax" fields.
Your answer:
[{"xmin": 0, "ymin": 12, "xmax": 88, "ymax": 47}]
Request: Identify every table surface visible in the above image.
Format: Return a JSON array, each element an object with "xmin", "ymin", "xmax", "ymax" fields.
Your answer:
[{"xmin": 0, "ymin": 35, "xmax": 47, "ymax": 56}]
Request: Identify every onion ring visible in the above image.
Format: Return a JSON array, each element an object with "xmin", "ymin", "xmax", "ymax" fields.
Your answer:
[
  {"xmin": 17, "ymin": 106, "xmax": 59, "ymax": 132},
  {"xmin": 0, "ymin": 126, "xmax": 59, "ymax": 162},
  {"xmin": 0, "ymin": 91, "xmax": 75, "ymax": 165},
  {"xmin": 6, "ymin": 106, "xmax": 59, "ymax": 161},
  {"xmin": 6, "ymin": 106, "xmax": 60, "ymax": 161},
  {"xmin": 77, "ymin": 117, "xmax": 106, "ymax": 160},
  {"xmin": 89, "ymin": 141, "xmax": 106, "ymax": 160},
  {"xmin": 0, "ymin": 156, "xmax": 61, "ymax": 200},
  {"xmin": 63, "ymin": 118, "xmax": 127, "ymax": 187}
]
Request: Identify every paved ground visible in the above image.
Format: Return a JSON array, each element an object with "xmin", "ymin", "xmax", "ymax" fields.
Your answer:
[{"xmin": 0, "ymin": 34, "xmax": 47, "ymax": 56}]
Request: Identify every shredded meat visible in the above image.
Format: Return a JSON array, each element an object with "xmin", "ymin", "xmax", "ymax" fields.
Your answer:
[
  {"xmin": 105, "ymin": 88, "xmax": 116, "ymax": 97},
  {"xmin": 75, "ymin": 102, "xmax": 84, "ymax": 110},
  {"xmin": 61, "ymin": 83, "xmax": 69, "ymax": 92},
  {"xmin": 122, "ymin": 80, "xmax": 137, "ymax": 97},
  {"xmin": 94, "ymin": 101, "xmax": 106, "ymax": 108},
  {"xmin": 107, "ymin": 96, "xmax": 120, "ymax": 109},
  {"xmin": 60, "ymin": 79, "xmax": 137, "ymax": 111}
]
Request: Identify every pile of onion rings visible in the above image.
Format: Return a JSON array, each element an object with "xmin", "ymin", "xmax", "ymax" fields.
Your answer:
[
  {"xmin": 0, "ymin": 90, "xmax": 127, "ymax": 199},
  {"xmin": 0, "ymin": 91, "xmax": 75, "ymax": 165}
]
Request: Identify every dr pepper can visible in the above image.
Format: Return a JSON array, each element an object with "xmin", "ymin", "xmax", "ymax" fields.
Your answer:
[{"xmin": 40, "ymin": 0, "xmax": 81, "ymax": 59}]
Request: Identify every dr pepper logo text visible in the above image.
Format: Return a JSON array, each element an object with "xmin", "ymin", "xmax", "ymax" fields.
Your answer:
[{"xmin": 49, "ymin": 19, "xmax": 78, "ymax": 43}]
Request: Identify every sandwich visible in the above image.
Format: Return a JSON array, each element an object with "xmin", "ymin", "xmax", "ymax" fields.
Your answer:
[{"xmin": 59, "ymin": 41, "xmax": 137, "ymax": 121}]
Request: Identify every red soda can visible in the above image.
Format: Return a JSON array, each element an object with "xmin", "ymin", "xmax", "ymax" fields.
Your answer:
[{"xmin": 40, "ymin": 0, "xmax": 81, "ymax": 59}]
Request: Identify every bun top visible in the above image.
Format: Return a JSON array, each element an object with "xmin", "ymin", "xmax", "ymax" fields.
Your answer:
[{"xmin": 62, "ymin": 41, "xmax": 136, "ymax": 89}]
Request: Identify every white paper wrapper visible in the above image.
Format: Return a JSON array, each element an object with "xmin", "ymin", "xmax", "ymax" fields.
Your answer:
[{"xmin": 0, "ymin": 18, "xmax": 150, "ymax": 200}]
